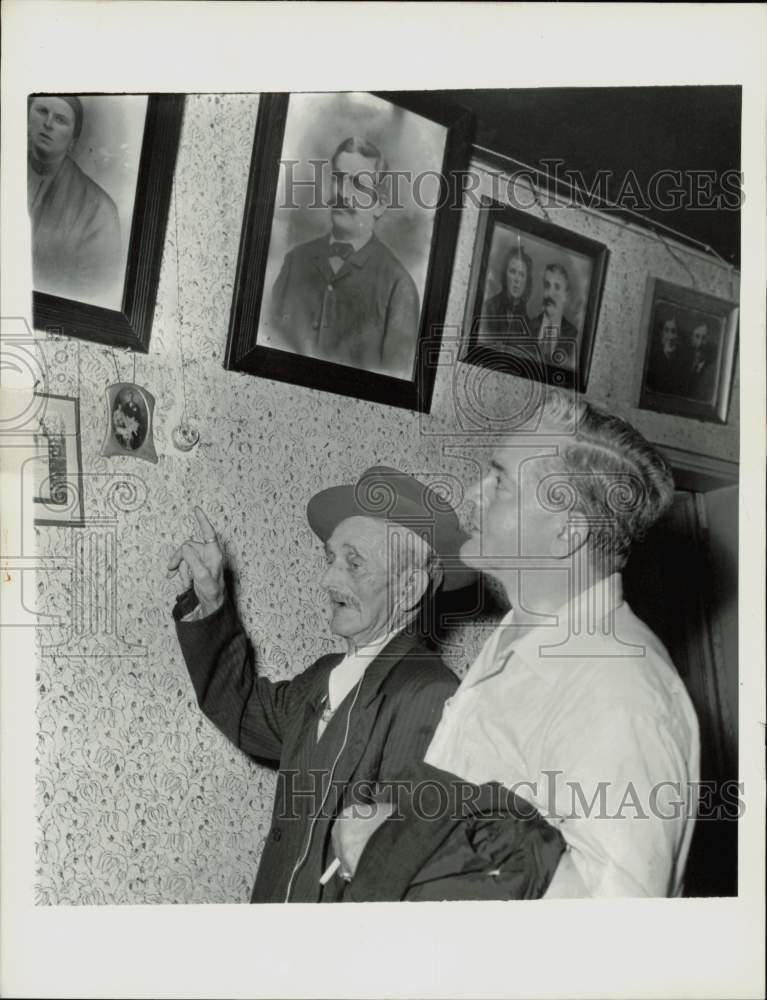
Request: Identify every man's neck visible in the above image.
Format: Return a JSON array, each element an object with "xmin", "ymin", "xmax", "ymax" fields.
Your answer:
[
  {"xmin": 343, "ymin": 625, "xmax": 398, "ymax": 656},
  {"xmin": 496, "ymin": 561, "xmax": 612, "ymax": 625}
]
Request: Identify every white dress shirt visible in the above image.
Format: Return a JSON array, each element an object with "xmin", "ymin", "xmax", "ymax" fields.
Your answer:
[
  {"xmin": 425, "ymin": 574, "xmax": 700, "ymax": 897},
  {"xmin": 316, "ymin": 629, "xmax": 398, "ymax": 739}
]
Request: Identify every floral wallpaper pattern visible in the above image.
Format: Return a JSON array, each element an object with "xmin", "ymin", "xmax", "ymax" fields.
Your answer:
[{"xmin": 33, "ymin": 94, "xmax": 739, "ymax": 904}]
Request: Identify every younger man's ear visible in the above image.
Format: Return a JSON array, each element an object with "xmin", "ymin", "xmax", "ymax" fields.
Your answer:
[{"xmin": 550, "ymin": 518, "xmax": 590, "ymax": 559}]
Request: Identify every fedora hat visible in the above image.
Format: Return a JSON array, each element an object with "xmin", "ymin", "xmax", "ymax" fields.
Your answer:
[{"xmin": 307, "ymin": 466, "xmax": 475, "ymax": 593}]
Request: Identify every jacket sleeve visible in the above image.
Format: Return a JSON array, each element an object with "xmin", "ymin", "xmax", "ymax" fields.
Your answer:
[
  {"xmin": 173, "ymin": 588, "xmax": 295, "ymax": 762},
  {"xmin": 344, "ymin": 764, "xmax": 565, "ymax": 902}
]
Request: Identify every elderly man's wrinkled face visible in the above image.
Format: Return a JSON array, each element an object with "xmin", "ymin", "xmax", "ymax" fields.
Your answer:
[
  {"xmin": 320, "ymin": 516, "xmax": 430, "ymax": 648},
  {"xmin": 661, "ymin": 319, "xmax": 679, "ymax": 356},
  {"xmin": 320, "ymin": 516, "xmax": 403, "ymax": 647},
  {"xmin": 28, "ymin": 98, "xmax": 76, "ymax": 161}
]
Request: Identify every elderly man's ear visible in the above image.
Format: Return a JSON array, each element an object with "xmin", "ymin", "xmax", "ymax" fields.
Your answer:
[{"xmin": 399, "ymin": 565, "xmax": 430, "ymax": 612}]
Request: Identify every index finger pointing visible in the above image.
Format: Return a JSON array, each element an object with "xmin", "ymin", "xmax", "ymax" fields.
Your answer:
[{"xmin": 193, "ymin": 506, "xmax": 216, "ymax": 541}]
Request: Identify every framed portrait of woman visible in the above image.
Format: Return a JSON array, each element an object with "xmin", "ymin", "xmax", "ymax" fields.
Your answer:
[
  {"xmin": 30, "ymin": 93, "xmax": 185, "ymax": 351},
  {"xmin": 461, "ymin": 197, "xmax": 609, "ymax": 392}
]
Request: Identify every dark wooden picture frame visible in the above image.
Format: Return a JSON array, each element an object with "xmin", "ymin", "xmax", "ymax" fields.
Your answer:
[
  {"xmin": 32, "ymin": 94, "xmax": 185, "ymax": 352},
  {"xmin": 636, "ymin": 277, "xmax": 739, "ymax": 424},
  {"xmin": 225, "ymin": 91, "xmax": 474, "ymax": 412},
  {"xmin": 460, "ymin": 197, "xmax": 609, "ymax": 392}
]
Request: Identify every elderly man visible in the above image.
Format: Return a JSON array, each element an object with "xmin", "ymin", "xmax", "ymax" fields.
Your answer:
[
  {"xmin": 337, "ymin": 393, "xmax": 700, "ymax": 900},
  {"xmin": 266, "ymin": 136, "xmax": 420, "ymax": 379},
  {"xmin": 27, "ymin": 95, "xmax": 121, "ymax": 299},
  {"xmin": 167, "ymin": 466, "xmax": 472, "ymax": 902},
  {"xmin": 531, "ymin": 263, "xmax": 579, "ymax": 365}
]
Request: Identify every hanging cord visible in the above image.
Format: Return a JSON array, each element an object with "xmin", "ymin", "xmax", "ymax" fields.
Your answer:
[
  {"xmin": 525, "ymin": 176, "xmax": 553, "ymax": 225},
  {"xmin": 657, "ymin": 232, "xmax": 699, "ymax": 290},
  {"xmin": 109, "ymin": 346, "xmax": 136, "ymax": 385},
  {"xmin": 475, "ymin": 145, "xmax": 738, "ymax": 278},
  {"xmin": 283, "ymin": 675, "xmax": 365, "ymax": 902},
  {"xmin": 173, "ymin": 183, "xmax": 190, "ymax": 424},
  {"xmin": 170, "ymin": 179, "xmax": 200, "ymax": 452}
]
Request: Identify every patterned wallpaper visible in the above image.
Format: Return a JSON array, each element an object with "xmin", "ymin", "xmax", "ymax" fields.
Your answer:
[{"xmin": 33, "ymin": 94, "xmax": 740, "ymax": 905}]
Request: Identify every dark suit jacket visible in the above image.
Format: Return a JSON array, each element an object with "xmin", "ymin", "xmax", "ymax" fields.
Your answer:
[
  {"xmin": 474, "ymin": 292, "xmax": 532, "ymax": 346},
  {"xmin": 683, "ymin": 356, "xmax": 717, "ymax": 402},
  {"xmin": 173, "ymin": 590, "xmax": 457, "ymax": 902},
  {"xmin": 342, "ymin": 762, "xmax": 565, "ymax": 903},
  {"xmin": 268, "ymin": 233, "xmax": 420, "ymax": 378},
  {"xmin": 645, "ymin": 346, "xmax": 686, "ymax": 396},
  {"xmin": 531, "ymin": 310, "xmax": 580, "ymax": 363}
]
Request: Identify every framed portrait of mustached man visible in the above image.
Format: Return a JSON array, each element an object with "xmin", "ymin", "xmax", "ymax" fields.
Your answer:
[
  {"xmin": 225, "ymin": 91, "xmax": 474, "ymax": 412},
  {"xmin": 29, "ymin": 93, "xmax": 184, "ymax": 351}
]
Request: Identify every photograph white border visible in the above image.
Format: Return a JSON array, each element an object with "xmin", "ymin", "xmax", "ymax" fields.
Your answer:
[{"xmin": 1, "ymin": 3, "xmax": 764, "ymax": 999}]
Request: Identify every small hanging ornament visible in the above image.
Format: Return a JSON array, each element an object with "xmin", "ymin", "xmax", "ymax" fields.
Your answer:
[
  {"xmin": 171, "ymin": 419, "xmax": 200, "ymax": 452},
  {"xmin": 101, "ymin": 381, "xmax": 158, "ymax": 464},
  {"xmin": 170, "ymin": 183, "xmax": 200, "ymax": 454}
]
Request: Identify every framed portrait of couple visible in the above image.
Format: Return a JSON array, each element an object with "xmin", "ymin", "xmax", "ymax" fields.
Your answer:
[
  {"xmin": 461, "ymin": 197, "xmax": 609, "ymax": 393},
  {"xmin": 225, "ymin": 91, "xmax": 474, "ymax": 412},
  {"xmin": 30, "ymin": 93, "xmax": 185, "ymax": 351},
  {"xmin": 636, "ymin": 277, "xmax": 739, "ymax": 424}
]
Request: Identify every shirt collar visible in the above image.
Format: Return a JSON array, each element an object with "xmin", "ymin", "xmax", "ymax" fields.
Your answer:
[
  {"xmin": 512, "ymin": 573, "xmax": 625, "ymax": 681},
  {"xmin": 464, "ymin": 573, "xmax": 624, "ymax": 688},
  {"xmin": 342, "ymin": 627, "xmax": 400, "ymax": 664}
]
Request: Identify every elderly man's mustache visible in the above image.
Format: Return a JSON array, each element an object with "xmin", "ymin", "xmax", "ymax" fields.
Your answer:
[
  {"xmin": 543, "ymin": 296, "xmax": 557, "ymax": 308},
  {"xmin": 327, "ymin": 589, "xmax": 362, "ymax": 612}
]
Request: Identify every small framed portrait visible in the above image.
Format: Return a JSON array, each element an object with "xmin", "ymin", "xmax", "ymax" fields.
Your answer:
[
  {"xmin": 30, "ymin": 93, "xmax": 184, "ymax": 351},
  {"xmin": 100, "ymin": 382, "xmax": 158, "ymax": 463},
  {"xmin": 33, "ymin": 393, "xmax": 85, "ymax": 527},
  {"xmin": 460, "ymin": 198, "xmax": 609, "ymax": 392},
  {"xmin": 225, "ymin": 91, "xmax": 474, "ymax": 412},
  {"xmin": 636, "ymin": 277, "xmax": 739, "ymax": 423}
]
